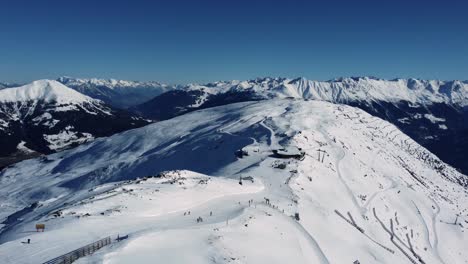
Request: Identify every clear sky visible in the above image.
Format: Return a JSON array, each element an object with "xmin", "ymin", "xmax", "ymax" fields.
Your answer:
[{"xmin": 1, "ymin": 0, "xmax": 467, "ymax": 84}]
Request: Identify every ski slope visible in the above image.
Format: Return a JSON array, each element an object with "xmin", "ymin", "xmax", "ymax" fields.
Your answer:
[{"xmin": 0, "ymin": 100, "xmax": 467, "ymax": 264}]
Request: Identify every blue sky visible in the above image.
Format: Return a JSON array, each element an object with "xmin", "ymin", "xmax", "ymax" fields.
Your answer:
[{"xmin": 0, "ymin": 0, "xmax": 467, "ymax": 84}]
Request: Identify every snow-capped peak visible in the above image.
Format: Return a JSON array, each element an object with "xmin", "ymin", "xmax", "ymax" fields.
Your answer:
[{"xmin": 0, "ymin": 80, "xmax": 94, "ymax": 104}]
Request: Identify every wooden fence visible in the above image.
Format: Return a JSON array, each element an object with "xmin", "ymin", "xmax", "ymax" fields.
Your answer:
[{"xmin": 42, "ymin": 236, "xmax": 111, "ymax": 264}]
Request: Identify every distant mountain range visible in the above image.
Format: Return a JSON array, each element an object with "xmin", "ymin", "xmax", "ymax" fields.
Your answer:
[
  {"xmin": 132, "ymin": 77, "xmax": 467, "ymax": 118},
  {"xmin": 56, "ymin": 77, "xmax": 174, "ymax": 108}
]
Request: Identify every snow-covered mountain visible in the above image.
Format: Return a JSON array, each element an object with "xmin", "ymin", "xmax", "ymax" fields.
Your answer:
[
  {"xmin": 256, "ymin": 77, "xmax": 467, "ymax": 105},
  {"xmin": 132, "ymin": 77, "xmax": 468, "ymax": 175},
  {"xmin": 57, "ymin": 77, "xmax": 175, "ymax": 108},
  {"xmin": 134, "ymin": 76, "xmax": 467, "ymax": 108},
  {"xmin": 0, "ymin": 80, "xmax": 150, "ymax": 169},
  {"xmin": 0, "ymin": 100, "xmax": 467, "ymax": 263}
]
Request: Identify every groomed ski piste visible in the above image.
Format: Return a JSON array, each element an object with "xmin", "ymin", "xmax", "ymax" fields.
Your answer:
[{"xmin": 0, "ymin": 99, "xmax": 467, "ymax": 263}]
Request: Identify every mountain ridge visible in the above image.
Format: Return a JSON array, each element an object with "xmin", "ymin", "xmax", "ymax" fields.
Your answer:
[
  {"xmin": 55, "ymin": 76, "xmax": 468, "ymax": 108},
  {"xmin": 189, "ymin": 76, "xmax": 468, "ymax": 106}
]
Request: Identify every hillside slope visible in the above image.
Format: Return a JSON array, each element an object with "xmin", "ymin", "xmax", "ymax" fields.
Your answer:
[{"xmin": 0, "ymin": 100, "xmax": 466, "ymax": 263}]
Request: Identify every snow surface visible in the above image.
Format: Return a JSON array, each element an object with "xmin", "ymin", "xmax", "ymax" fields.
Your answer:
[
  {"xmin": 0, "ymin": 100, "xmax": 467, "ymax": 264},
  {"xmin": 438, "ymin": 124, "xmax": 448, "ymax": 130},
  {"xmin": 16, "ymin": 141, "xmax": 35, "ymax": 154},
  {"xmin": 43, "ymin": 128, "xmax": 94, "ymax": 151},
  {"xmin": 0, "ymin": 119, "xmax": 8, "ymax": 130},
  {"xmin": 32, "ymin": 113, "xmax": 60, "ymax": 128},
  {"xmin": 424, "ymin": 114, "xmax": 446, "ymax": 124}
]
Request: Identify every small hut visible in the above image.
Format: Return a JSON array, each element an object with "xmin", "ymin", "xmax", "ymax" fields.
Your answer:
[
  {"xmin": 272, "ymin": 147, "xmax": 305, "ymax": 160},
  {"xmin": 35, "ymin": 223, "xmax": 45, "ymax": 232}
]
